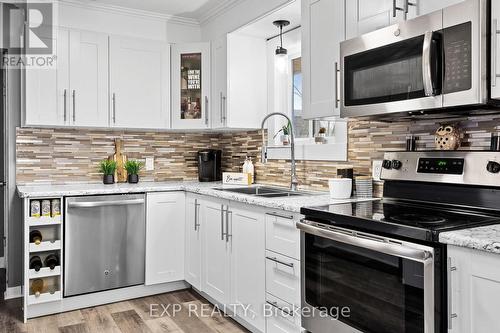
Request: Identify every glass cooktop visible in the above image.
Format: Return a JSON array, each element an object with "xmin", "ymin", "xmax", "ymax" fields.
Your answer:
[{"xmin": 301, "ymin": 200, "xmax": 500, "ymax": 242}]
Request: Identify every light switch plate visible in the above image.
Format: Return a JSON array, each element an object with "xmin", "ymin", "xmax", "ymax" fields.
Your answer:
[
  {"xmin": 372, "ymin": 160, "xmax": 383, "ymax": 181},
  {"xmin": 145, "ymin": 157, "xmax": 154, "ymax": 171}
]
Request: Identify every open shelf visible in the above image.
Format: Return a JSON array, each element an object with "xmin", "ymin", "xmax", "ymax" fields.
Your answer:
[
  {"xmin": 29, "ymin": 240, "xmax": 61, "ymax": 253},
  {"xmin": 28, "ymin": 266, "xmax": 61, "ymax": 279},
  {"xmin": 27, "ymin": 215, "xmax": 62, "ymax": 227},
  {"xmin": 27, "ymin": 290, "xmax": 62, "ymax": 305}
]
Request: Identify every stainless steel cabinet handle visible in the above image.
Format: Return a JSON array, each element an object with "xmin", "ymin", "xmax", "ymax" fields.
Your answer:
[
  {"xmin": 68, "ymin": 199, "xmax": 144, "ymax": 208},
  {"xmin": 393, "ymin": 0, "xmax": 404, "ymax": 18},
  {"xmin": 448, "ymin": 257, "xmax": 458, "ymax": 329},
  {"xmin": 220, "ymin": 92, "xmax": 224, "ymax": 124},
  {"xmin": 267, "ymin": 212, "xmax": 294, "ymax": 220},
  {"xmin": 422, "ymin": 31, "xmax": 435, "ymax": 97},
  {"xmin": 226, "ymin": 210, "xmax": 232, "ymax": 243},
  {"xmin": 334, "ymin": 62, "xmax": 340, "ymax": 109},
  {"xmin": 220, "ymin": 205, "xmax": 226, "ymax": 241},
  {"xmin": 112, "ymin": 93, "xmax": 116, "ymax": 124},
  {"xmin": 194, "ymin": 199, "xmax": 200, "ymax": 231},
  {"xmin": 266, "ymin": 301, "xmax": 293, "ymax": 317},
  {"xmin": 223, "ymin": 95, "xmax": 227, "ymax": 125},
  {"xmin": 204, "ymin": 96, "xmax": 209, "ymax": 126},
  {"xmin": 72, "ymin": 90, "xmax": 76, "ymax": 122},
  {"xmin": 266, "ymin": 256, "xmax": 294, "ymax": 268},
  {"xmin": 492, "ymin": 19, "xmax": 500, "ymax": 87},
  {"xmin": 63, "ymin": 89, "xmax": 67, "ymax": 122}
]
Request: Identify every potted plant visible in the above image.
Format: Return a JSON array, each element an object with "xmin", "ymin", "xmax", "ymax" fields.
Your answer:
[
  {"xmin": 315, "ymin": 127, "xmax": 327, "ymax": 144},
  {"xmin": 125, "ymin": 160, "xmax": 144, "ymax": 184},
  {"xmin": 273, "ymin": 121, "xmax": 292, "ymax": 145},
  {"xmin": 99, "ymin": 160, "xmax": 117, "ymax": 185}
]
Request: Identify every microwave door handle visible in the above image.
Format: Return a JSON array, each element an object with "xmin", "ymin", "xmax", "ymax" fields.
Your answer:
[{"xmin": 422, "ymin": 31, "xmax": 435, "ymax": 97}]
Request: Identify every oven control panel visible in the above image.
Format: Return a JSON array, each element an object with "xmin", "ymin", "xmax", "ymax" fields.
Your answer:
[{"xmin": 417, "ymin": 158, "xmax": 464, "ymax": 174}]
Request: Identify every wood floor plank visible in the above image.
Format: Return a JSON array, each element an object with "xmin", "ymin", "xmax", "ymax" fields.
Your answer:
[
  {"xmin": 80, "ymin": 306, "xmax": 121, "ymax": 333},
  {"xmin": 170, "ymin": 289, "xmax": 198, "ymax": 304},
  {"xmin": 129, "ymin": 296, "xmax": 184, "ymax": 333},
  {"xmin": 111, "ymin": 309, "xmax": 152, "ymax": 333},
  {"xmin": 184, "ymin": 299, "xmax": 248, "ymax": 333},
  {"xmin": 58, "ymin": 323, "xmax": 89, "ymax": 333}
]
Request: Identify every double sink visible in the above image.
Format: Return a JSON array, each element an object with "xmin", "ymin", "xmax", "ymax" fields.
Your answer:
[{"xmin": 214, "ymin": 185, "xmax": 317, "ymax": 198}]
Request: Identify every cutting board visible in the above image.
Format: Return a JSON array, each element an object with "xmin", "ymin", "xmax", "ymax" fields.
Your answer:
[{"xmin": 109, "ymin": 138, "xmax": 128, "ymax": 183}]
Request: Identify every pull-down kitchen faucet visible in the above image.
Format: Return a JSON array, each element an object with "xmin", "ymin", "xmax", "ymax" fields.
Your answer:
[{"xmin": 260, "ymin": 112, "xmax": 299, "ymax": 191}]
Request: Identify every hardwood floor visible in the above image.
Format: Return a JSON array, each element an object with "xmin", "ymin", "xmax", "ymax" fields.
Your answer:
[{"xmin": 0, "ymin": 287, "xmax": 249, "ymax": 333}]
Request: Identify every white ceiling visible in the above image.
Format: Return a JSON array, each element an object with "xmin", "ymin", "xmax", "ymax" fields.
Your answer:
[
  {"xmin": 83, "ymin": 0, "xmax": 233, "ymax": 20},
  {"xmin": 234, "ymin": 0, "xmax": 300, "ymax": 39}
]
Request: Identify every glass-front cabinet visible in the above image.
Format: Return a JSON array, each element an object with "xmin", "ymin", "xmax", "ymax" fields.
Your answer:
[{"xmin": 171, "ymin": 42, "xmax": 211, "ymax": 129}]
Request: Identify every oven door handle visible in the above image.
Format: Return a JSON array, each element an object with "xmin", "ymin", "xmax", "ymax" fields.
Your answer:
[
  {"xmin": 297, "ymin": 221, "xmax": 432, "ymax": 263},
  {"xmin": 422, "ymin": 31, "xmax": 435, "ymax": 97}
]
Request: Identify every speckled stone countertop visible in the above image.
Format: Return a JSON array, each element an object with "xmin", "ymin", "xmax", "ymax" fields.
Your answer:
[
  {"xmin": 440, "ymin": 225, "xmax": 500, "ymax": 255},
  {"xmin": 17, "ymin": 181, "xmax": 376, "ymax": 213}
]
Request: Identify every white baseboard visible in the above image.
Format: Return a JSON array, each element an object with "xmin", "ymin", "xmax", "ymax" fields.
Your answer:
[
  {"xmin": 4, "ymin": 286, "xmax": 22, "ymax": 300},
  {"xmin": 0, "ymin": 256, "xmax": 4, "ymax": 268}
]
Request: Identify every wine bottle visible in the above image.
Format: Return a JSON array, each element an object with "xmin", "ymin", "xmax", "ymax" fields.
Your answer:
[
  {"xmin": 31, "ymin": 279, "xmax": 44, "ymax": 297},
  {"xmin": 29, "ymin": 230, "xmax": 42, "ymax": 245},
  {"xmin": 44, "ymin": 254, "xmax": 60, "ymax": 270},
  {"xmin": 29, "ymin": 256, "xmax": 43, "ymax": 272}
]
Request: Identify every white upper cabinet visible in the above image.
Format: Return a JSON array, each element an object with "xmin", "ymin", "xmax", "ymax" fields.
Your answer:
[
  {"xmin": 109, "ymin": 37, "xmax": 170, "ymax": 129},
  {"xmin": 211, "ymin": 37, "xmax": 228, "ymax": 129},
  {"xmin": 302, "ymin": 0, "xmax": 345, "ymax": 119},
  {"xmin": 68, "ymin": 30, "xmax": 109, "ymax": 127},
  {"xmin": 417, "ymin": 0, "xmax": 466, "ymax": 17},
  {"xmin": 491, "ymin": 0, "xmax": 500, "ymax": 99},
  {"xmin": 24, "ymin": 28, "xmax": 68, "ymax": 126},
  {"xmin": 171, "ymin": 42, "xmax": 211, "ymax": 129},
  {"xmin": 145, "ymin": 192, "xmax": 185, "ymax": 285}
]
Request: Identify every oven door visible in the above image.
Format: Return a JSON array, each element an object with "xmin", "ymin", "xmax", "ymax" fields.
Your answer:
[
  {"xmin": 340, "ymin": 10, "xmax": 443, "ymax": 118},
  {"xmin": 297, "ymin": 220, "xmax": 435, "ymax": 333}
]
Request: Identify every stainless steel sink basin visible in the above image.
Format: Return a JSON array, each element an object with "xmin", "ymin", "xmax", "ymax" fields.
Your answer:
[{"xmin": 213, "ymin": 186, "xmax": 317, "ymax": 197}]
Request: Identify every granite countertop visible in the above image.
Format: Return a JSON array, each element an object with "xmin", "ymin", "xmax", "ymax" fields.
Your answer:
[
  {"xmin": 439, "ymin": 225, "xmax": 500, "ymax": 255},
  {"xmin": 17, "ymin": 181, "xmax": 376, "ymax": 213}
]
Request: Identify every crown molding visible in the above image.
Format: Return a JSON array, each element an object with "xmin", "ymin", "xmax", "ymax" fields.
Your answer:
[
  {"xmin": 58, "ymin": 0, "xmax": 200, "ymax": 26},
  {"xmin": 198, "ymin": 0, "xmax": 246, "ymax": 26}
]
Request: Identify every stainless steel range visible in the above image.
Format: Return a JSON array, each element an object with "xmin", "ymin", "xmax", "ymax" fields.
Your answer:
[{"xmin": 299, "ymin": 151, "xmax": 500, "ymax": 333}]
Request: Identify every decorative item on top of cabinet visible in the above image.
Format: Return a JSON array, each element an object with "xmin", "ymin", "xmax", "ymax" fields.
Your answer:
[
  {"xmin": 109, "ymin": 138, "xmax": 127, "ymax": 183},
  {"xmin": 435, "ymin": 124, "xmax": 462, "ymax": 150}
]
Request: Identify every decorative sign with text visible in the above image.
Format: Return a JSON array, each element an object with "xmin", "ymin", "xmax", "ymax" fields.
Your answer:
[{"xmin": 222, "ymin": 172, "xmax": 252, "ymax": 185}]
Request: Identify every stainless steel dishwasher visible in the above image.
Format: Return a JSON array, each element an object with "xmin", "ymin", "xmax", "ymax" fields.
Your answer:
[{"xmin": 64, "ymin": 194, "xmax": 145, "ymax": 297}]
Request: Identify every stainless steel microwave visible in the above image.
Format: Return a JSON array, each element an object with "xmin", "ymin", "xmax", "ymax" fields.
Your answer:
[{"xmin": 340, "ymin": 0, "xmax": 492, "ymax": 118}]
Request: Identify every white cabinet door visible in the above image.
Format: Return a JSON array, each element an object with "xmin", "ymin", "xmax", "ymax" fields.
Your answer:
[
  {"xmin": 229, "ymin": 205, "xmax": 266, "ymax": 332},
  {"xmin": 492, "ymin": 0, "xmax": 500, "ymax": 99},
  {"xmin": 145, "ymin": 192, "xmax": 185, "ymax": 285},
  {"xmin": 201, "ymin": 198, "xmax": 231, "ymax": 305},
  {"xmin": 68, "ymin": 30, "xmax": 109, "ymax": 127},
  {"xmin": 109, "ymin": 37, "xmax": 170, "ymax": 129},
  {"xmin": 345, "ymin": 0, "xmax": 408, "ymax": 40},
  {"xmin": 417, "ymin": 0, "xmax": 465, "ymax": 17},
  {"xmin": 185, "ymin": 195, "xmax": 202, "ymax": 290},
  {"xmin": 171, "ymin": 42, "xmax": 211, "ymax": 129},
  {"xmin": 211, "ymin": 37, "xmax": 227, "ymax": 129},
  {"xmin": 24, "ymin": 28, "xmax": 69, "ymax": 126},
  {"xmin": 448, "ymin": 246, "xmax": 500, "ymax": 333},
  {"xmin": 302, "ymin": 0, "xmax": 344, "ymax": 119}
]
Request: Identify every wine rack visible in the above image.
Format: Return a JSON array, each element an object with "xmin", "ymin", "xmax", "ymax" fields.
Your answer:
[{"xmin": 23, "ymin": 196, "xmax": 64, "ymax": 321}]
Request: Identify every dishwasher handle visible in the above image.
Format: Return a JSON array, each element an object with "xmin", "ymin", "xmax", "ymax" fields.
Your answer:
[{"xmin": 68, "ymin": 198, "xmax": 145, "ymax": 208}]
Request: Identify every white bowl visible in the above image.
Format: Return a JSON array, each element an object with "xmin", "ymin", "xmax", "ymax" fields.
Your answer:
[{"xmin": 328, "ymin": 178, "xmax": 352, "ymax": 199}]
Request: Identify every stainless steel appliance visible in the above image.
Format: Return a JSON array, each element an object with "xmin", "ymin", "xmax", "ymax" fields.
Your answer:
[
  {"xmin": 299, "ymin": 151, "xmax": 500, "ymax": 333},
  {"xmin": 340, "ymin": 0, "xmax": 493, "ymax": 118},
  {"xmin": 64, "ymin": 194, "xmax": 146, "ymax": 297},
  {"xmin": 198, "ymin": 149, "xmax": 222, "ymax": 182}
]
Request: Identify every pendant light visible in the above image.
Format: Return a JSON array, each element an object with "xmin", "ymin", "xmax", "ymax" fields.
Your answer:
[{"xmin": 273, "ymin": 20, "xmax": 290, "ymax": 73}]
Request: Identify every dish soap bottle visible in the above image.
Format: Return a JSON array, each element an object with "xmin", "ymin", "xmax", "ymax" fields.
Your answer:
[{"xmin": 247, "ymin": 157, "xmax": 255, "ymax": 184}]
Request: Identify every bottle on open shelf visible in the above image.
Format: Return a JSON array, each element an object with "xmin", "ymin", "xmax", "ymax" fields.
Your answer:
[
  {"xmin": 29, "ymin": 256, "xmax": 43, "ymax": 272},
  {"xmin": 31, "ymin": 279, "xmax": 44, "ymax": 297},
  {"xmin": 44, "ymin": 254, "xmax": 60, "ymax": 270},
  {"xmin": 29, "ymin": 230, "xmax": 42, "ymax": 245}
]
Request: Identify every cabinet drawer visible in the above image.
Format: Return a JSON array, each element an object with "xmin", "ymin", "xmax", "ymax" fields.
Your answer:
[
  {"xmin": 265, "ymin": 293, "xmax": 301, "ymax": 329},
  {"xmin": 265, "ymin": 213, "xmax": 300, "ymax": 260},
  {"xmin": 265, "ymin": 250, "xmax": 301, "ymax": 306}
]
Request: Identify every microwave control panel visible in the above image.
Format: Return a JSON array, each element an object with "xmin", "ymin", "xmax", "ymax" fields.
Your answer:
[{"xmin": 443, "ymin": 22, "xmax": 472, "ymax": 94}]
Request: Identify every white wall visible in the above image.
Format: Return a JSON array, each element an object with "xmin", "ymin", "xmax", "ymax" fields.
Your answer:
[{"xmin": 201, "ymin": 0, "xmax": 293, "ymax": 40}]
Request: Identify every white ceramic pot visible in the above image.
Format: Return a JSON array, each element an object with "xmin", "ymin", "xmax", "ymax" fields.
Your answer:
[{"xmin": 328, "ymin": 178, "xmax": 352, "ymax": 199}]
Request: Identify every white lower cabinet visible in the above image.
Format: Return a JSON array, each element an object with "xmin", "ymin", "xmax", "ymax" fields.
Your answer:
[
  {"xmin": 448, "ymin": 245, "xmax": 500, "ymax": 333},
  {"xmin": 145, "ymin": 192, "xmax": 185, "ymax": 285},
  {"xmin": 185, "ymin": 194, "xmax": 202, "ymax": 290}
]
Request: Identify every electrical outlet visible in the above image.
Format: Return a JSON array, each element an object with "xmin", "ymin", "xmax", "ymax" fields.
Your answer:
[
  {"xmin": 145, "ymin": 157, "xmax": 154, "ymax": 171},
  {"xmin": 372, "ymin": 160, "xmax": 383, "ymax": 181}
]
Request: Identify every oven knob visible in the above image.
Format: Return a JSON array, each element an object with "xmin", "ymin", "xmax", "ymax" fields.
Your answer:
[
  {"xmin": 382, "ymin": 160, "xmax": 393, "ymax": 169},
  {"xmin": 392, "ymin": 160, "xmax": 403, "ymax": 170},
  {"xmin": 487, "ymin": 161, "xmax": 500, "ymax": 174}
]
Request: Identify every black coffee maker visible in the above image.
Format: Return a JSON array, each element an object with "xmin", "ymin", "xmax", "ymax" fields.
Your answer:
[{"xmin": 198, "ymin": 150, "xmax": 222, "ymax": 182}]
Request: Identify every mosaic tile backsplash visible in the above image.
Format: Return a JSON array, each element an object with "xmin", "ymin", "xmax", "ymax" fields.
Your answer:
[{"xmin": 16, "ymin": 114, "xmax": 500, "ymax": 192}]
